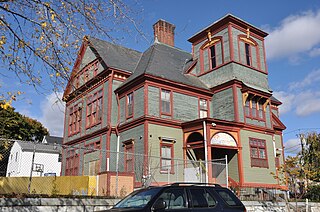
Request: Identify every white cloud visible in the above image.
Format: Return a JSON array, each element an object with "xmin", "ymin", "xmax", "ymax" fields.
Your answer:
[
  {"xmin": 39, "ymin": 92, "xmax": 65, "ymax": 137},
  {"xmin": 309, "ymin": 47, "xmax": 320, "ymax": 57},
  {"xmin": 295, "ymin": 91, "xmax": 320, "ymax": 116},
  {"xmin": 289, "ymin": 69, "xmax": 320, "ymax": 90},
  {"xmin": 266, "ymin": 10, "xmax": 320, "ymax": 60},
  {"xmin": 273, "ymin": 91, "xmax": 295, "ymax": 114},
  {"xmin": 284, "ymin": 138, "xmax": 301, "ymax": 155}
]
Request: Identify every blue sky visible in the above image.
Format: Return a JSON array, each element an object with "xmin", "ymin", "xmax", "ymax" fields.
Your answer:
[{"xmin": 3, "ymin": 0, "xmax": 320, "ymax": 156}]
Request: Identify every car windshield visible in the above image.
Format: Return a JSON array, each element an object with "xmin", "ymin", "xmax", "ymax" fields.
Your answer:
[{"xmin": 114, "ymin": 188, "xmax": 162, "ymax": 209}]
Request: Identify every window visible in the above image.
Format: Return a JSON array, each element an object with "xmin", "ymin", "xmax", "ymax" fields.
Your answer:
[
  {"xmin": 161, "ymin": 89, "xmax": 171, "ymax": 115},
  {"xmin": 85, "ymin": 140, "xmax": 100, "ymax": 153},
  {"xmin": 245, "ymin": 43, "xmax": 251, "ymax": 66},
  {"xmin": 88, "ymin": 160, "xmax": 99, "ymax": 176},
  {"xmin": 65, "ymin": 150, "xmax": 80, "ymax": 176},
  {"xmin": 200, "ymin": 38, "xmax": 223, "ymax": 73},
  {"xmin": 125, "ymin": 144, "xmax": 134, "ymax": 172},
  {"xmin": 127, "ymin": 92, "xmax": 133, "ymax": 118},
  {"xmin": 15, "ymin": 152, "xmax": 18, "ymax": 162},
  {"xmin": 210, "ymin": 45, "xmax": 216, "ymax": 69},
  {"xmin": 249, "ymin": 138, "xmax": 268, "ymax": 168},
  {"xmin": 199, "ymin": 99, "xmax": 208, "ymax": 118},
  {"xmin": 190, "ymin": 188, "xmax": 216, "ymax": 208},
  {"xmin": 244, "ymin": 95, "xmax": 265, "ymax": 121},
  {"xmin": 123, "ymin": 139, "xmax": 134, "ymax": 172},
  {"xmin": 156, "ymin": 188, "xmax": 187, "ymax": 209},
  {"xmin": 160, "ymin": 143, "xmax": 173, "ymax": 173},
  {"xmin": 68, "ymin": 104, "xmax": 82, "ymax": 136},
  {"xmin": 86, "ymin": 90, "xmax": 103, "ymax": 128}
]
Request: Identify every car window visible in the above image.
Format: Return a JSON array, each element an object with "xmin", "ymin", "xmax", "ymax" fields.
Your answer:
[
  {"xmin": 189, "ymin": 188, "xmax": 216, "ymax": 208},
  {"xmin": 114, "ymin": 188, "xmax": 161, "ymax": 209},
  {"xmin": 216, "ymin": 189, "xmax": 242, "ymax": 206},
  {"xmin": 155, "ymin": 188, "xmax": 187, "ymax": 210}
]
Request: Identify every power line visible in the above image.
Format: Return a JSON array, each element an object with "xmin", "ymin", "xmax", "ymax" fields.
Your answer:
[{"xmin": 284, "ymin": 128, "xmax": 320, "ymax": 135}]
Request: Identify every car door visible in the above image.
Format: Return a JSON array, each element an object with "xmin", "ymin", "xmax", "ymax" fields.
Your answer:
[
  {"xmin": 187, "ymin": 187, "xmax": 222, "ymax": 212},
  {"xmin": 152, "ymin": 187, "xmax": 190, "ymax": 212}
]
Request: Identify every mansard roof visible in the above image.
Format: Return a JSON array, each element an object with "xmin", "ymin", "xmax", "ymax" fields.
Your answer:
[
  {"xmin": 117, "ymin": 42, "xmax": 209, "ymax": 91},
  {"xmin": 87, "ymin": 37, "xmax": 142, "ymax": 73}
]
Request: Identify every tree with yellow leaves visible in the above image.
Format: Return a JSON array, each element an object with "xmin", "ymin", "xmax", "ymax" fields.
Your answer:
[{"xmin": 0, "ymin": 0, "xmax": 146, "ymax": 100}]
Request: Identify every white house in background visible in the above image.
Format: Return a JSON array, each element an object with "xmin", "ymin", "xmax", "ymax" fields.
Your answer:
[{"xmin": 6, "ymin": 136, "xmax": 62, "ymax": 177}]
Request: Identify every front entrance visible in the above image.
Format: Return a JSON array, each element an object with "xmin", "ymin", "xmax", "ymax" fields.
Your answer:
[{"xmin": 211, "ymin": 147, "xmax": 238, "ymax": 186}]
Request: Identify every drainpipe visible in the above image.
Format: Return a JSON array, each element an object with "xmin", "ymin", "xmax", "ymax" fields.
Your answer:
[
  {"xmin": 203, "ymin": 121, "xmax": 209, "ymax": 183},
  {"xmin": 115, "ymin": 93, "xmax": 120, "ymax": 197}
]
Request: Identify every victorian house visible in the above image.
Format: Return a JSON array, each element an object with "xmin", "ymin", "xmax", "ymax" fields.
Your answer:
[{"xmin": 62, "ymin": 14, "xmax": 286, "ymax": 192}]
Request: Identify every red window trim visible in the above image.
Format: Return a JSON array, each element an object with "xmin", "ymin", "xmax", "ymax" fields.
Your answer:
[
  {"xmin": 84, "ymin": 140, "xmax": 101, "ymax": 154},
  {"xmin": 199, "ymin": 37, "xmax": 224, "ymax": 74},
  {"xmin": 124, "ymin": 144, "xmax": 134, "ymax": 172},
  {"xmin": 68, "ymin": 104, "xmax": 82, "ymax": 136},
  {"xmin": 86, "ymin": 89, "xmax": 103, "ymax": 129},
  {"xmin": 126, "ymin": 92, "xmax": 134, "ymax": 119},
  {"xmin": 65, "ymin": 150, "xmax": 80, "ymax": 176},
  {"xmin": 160, "ymin": 140, "xmax": 175, "ymax": 174},
  {"xmin": 249, "ymin": 137, "xmax": 268, "ymax": 168},
  {"xmin": 73, "ymin": 59, "xmax": 99, "ymax": 89},
  {"xmin": 160, "ymin": 88, "xmax": 173, "ymax": 116},
  {"xmin": 244, "ymin": 96, "xmax": 266, "ymax": 121},
  {"xmin": 199, "ymin": 98, "xmax": 209, "ymax": 118},
  {"xmin": 237, "ymin": 35, "xmax": 262, "ymax": 72}
]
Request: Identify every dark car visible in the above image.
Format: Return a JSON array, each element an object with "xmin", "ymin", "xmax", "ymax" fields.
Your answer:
[{"xmin": 105, "ymin": 183, "xmax": 246, "ymax": 211}]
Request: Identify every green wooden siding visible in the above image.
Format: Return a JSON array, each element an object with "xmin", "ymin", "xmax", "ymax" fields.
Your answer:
[
  {"xmin": 198, "ymin": 63, "xmax": 234, "ymax": 88},
  {"xmin": 211, "ymin": 88, "xmax": 235, "ymax": 121},
  {"xmin": 265, "ymin": 105, "xmax": 272, "ymax": 129},
  {"xmin": 173, "ymin": 93, "xmax": 198, "ymax": 121},
  {"xmin": 240, "ymin": 130, "xmax": 277, "ymax": 184},
  {"xmin": 102, "ymin": 81, "xmax": 109, "ymax": 127},
  {"xmin": 193, "ymin": 28, "xmax": 229, "ymax": 74},
  {"xmin": 111, "ymin": 80, "xmax": 122, "ymax": 125},
  {"xmin": 101, "ymin": 134, "xmax": 107, "ymax": 172},
  {"xmin": 148, "ymin": 124, "xmax": 184, "ymax": 182},
  {"xmin": 237, "ymin": 87, "xmax": 245, "ymax": 122},
  {"xmin": 119, "ymin": 97, "xmax": 126, "ymax": 124},
  {"xmin": 148, "ymin": 86, "xmax": 160, "ymax": 117},
  {"xmin": 134, "ymin": 87, "xmax": 145, "ymax": 119},
  {"xmin": 231, "ymin": 27, "xmax": 266, "ymax": 72}
]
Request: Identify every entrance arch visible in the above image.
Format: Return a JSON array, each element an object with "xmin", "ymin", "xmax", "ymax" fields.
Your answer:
[{"xmin": 186, "ymin": 132, "xmax": 205, "ymax": 161}]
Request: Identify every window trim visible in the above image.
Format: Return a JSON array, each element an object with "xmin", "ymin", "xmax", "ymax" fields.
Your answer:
[
  {"xmin": 199, "ymin": 98, "xmax": 208, "ymax": 118},
  {"xmin": 244, "ymin": 95, "xmax": 266, "ymax": 121},
  {"xmin": 160, "ymin": 139, "xmax": 175, "ymax": 174},
  {"xmin": 86, "ymin": 89, "xmax": 103, "ymax": 129},
  {"xmin": 199, "ymin": 37, "xmax": 223, "ymax": 73},
  {"xmin": 249, "ymin": 138, "xmax": 268, "ymax": 168},
  {"xmin": 160, "ymin": 88, "xmax": 172, "ymax": 116},
  {"xmin": 238, "ymin": 35, "xmax": 261, "ymax": 71},
  {"xmin": 126, "ymin": 92, "xmax": 134, "ymax": 119},
  {"xmin": 84, "ymin": 140, "xmax": 101, "ymax": 154},
  {"xmin": 123, "ymin": 139, "xmax": 134, "ymax": 173},
  {"xmin": 68, "ymin": 103, "xmax": 82, "ymax": 136},
  {"xmin": 65, "ymin": 150, "xmax": 80, "ymax": 176}
]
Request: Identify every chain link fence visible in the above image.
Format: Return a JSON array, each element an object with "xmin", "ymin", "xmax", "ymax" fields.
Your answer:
[{"xmin": 0, "ymin": 139, "xmax": 228, "ymax": 197}]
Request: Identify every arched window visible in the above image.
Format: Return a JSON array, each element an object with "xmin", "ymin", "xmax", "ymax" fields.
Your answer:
[
  {"xmin": 200, "ymin": 37, "xmax": 223, "ymax": 73},
  {"xmin": 238, "ymin": 35, "xmax": 260, "ymax": 70}
]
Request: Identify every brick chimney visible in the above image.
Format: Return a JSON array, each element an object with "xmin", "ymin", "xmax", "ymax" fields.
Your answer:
[{"xmin": 153, "ymin": 19, "xmax": 175, "ymax": 46}]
